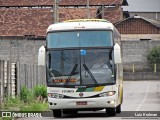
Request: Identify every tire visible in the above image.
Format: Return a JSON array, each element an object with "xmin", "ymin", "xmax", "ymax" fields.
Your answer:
[
  {"xmin": 106, "ymin": 108, "xmax": 116, "ymax": 116},
  {"xmin": 116, "ymin": 104, "xmax": 121, "ymax": 113},
  {"xmin": 53, "ymin": 110, "xmax": 62, "ymax": 118}
]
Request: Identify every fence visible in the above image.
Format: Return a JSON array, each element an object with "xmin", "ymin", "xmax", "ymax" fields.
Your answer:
[
  {"xmin": 123, "ymin": 62, "xmax": 160, "ymax": 80},
  {"xmin": 0, "ymin": 60, "xmax": 16, "ymax": 105},
  {"xmin": 0, "ymin": 60, "xmax": 46, "ymax": 105},
  {"xmin": 16, "ymin": 63, "xmax": 46, "ymax": 95}
]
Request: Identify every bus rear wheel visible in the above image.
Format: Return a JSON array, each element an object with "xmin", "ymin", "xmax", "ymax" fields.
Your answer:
[{"xmin": 53, "ymin": 110, "xmax": 62, "ymax": 118}]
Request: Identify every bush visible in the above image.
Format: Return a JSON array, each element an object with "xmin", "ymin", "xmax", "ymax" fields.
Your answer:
[
  {"xmin": 33, "ymin": 85, "xmax": 47, "ymax": 98},
  {"xmin": 20, "ymin": 86, "xmax": 33, "ymax": 103},
  {"xmin": 1, "ymin": 85, "xmax": 48, "ymax": 113},
  {"xmin": 147, "ymin": 46, "xmax": 160, "ymax": 64}
]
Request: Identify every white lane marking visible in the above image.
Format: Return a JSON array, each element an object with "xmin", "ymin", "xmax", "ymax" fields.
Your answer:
[{"xmin": 136, "ymin": 85, "xmax": 150, "ymax": 111}]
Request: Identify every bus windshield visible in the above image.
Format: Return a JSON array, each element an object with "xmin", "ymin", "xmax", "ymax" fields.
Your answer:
[
  {"xmin": 47, "ymin": 48, "xmax": 115, "ymax": 87},
  {"xmin": 47, "ymin": 30, "xmax": 113, "ymax": 48}
]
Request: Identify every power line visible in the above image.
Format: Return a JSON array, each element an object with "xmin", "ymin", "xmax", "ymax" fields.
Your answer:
[{"xmin": 95, "ymin": 0, "xmax": 118, "ymax": 18}]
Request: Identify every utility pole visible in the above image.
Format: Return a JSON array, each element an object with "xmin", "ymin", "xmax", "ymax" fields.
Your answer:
[
  {"xmin": 102, "ymin": 5, "xmax": 105, "ymax": 19},
  {"xmin": 54, "ymin": 0, "xmax": 59, "ymax": 23},
  {"xmin": 87, "ymin": 0, "xmax": 90, "ymax": 19}
]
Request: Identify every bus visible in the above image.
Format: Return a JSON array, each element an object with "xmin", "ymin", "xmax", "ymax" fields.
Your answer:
[{"xmin": 38, "ymin": 19, "xmax": 123, "ymax": 117}]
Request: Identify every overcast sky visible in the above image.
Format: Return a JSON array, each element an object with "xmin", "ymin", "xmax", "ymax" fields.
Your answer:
[{"xmin": 123, "ymin": 0, "xmax": 160, "ymax": 12}]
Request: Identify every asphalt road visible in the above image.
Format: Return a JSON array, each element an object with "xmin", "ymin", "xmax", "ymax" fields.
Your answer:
[{"xmin": 17, "ymin": 80, "xmax": 160, "ymax": 120}]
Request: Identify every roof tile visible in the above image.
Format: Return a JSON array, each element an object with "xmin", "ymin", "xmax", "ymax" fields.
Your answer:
[
  {"xmin": 59, "ymin": 0, "xmax": 123, "ymax": 6},
  {"xmin": 0, "ymin": 7, "xmax": 122, "ymax": 36},
  {"xmin": 59, "ymin": 8, "xmax": 97, "ymax": 21},
  {"xmin": 0, "ymin": 0, "xmax": 124, "ymax": 7},
  {"xmin": 0, "ymin": 0, "xmax": 53, "ymax": 6},
  {"xmin": 0, "ymin": 8, "xmax": 53, "ymax": 36},
  {"xmin": 104, "ymin": 7, "xmax": 123, "ymax": 23}
]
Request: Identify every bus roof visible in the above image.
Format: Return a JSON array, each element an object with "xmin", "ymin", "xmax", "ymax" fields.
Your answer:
[{"xmin": 47, "ymin": 19, "xmax": 114, "ymax": 32}]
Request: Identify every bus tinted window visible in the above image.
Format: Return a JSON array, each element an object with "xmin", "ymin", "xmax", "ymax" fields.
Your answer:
[
  {"xmin": 47, "ymin": 48, "xmax": 115, "ymax": 87},
  {"xmin": 47, "ymin": 31, "xmax": 113, "ymax": 48}
]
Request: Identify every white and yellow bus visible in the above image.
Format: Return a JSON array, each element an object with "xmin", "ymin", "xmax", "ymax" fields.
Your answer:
[{"xmin": 38, "ymin": 19, "xmax": 123, "ymax": 118}]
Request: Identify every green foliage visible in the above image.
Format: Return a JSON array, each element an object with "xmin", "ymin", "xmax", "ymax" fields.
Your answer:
[
  {"xmin": 0, "ymin": 117, "xmax": 12, "ymax": 120},
  {"xmin": 1, "ymin": 85, "xmax": 49, "ymax": 112},
  {"xmin": 20, "ymin": 86, "xmax": 33, "ymax": 103},
  {"xmin": 1, "ymin": 96, "xmax": 23, "ymax": 111},
  {"xmin": 33, "ymin": 85, "xmax": 47, "ymax": 98},
  {"xmin": 5, "ymin": 96, "xmax": 22, "ymax": 110},
  {"xmin": 147, "ymin": 46, "xmax": 160, "ymax": 64}
]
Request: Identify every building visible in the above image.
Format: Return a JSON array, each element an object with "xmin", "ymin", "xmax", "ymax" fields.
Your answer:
[
  {"xmin": 115, "ymin": 15, "xmax": 160, "ymax": 63},
  {"xmin": 123, "ymin": 0, "xmax": 160, "ymax": 20},
  {"xmin": 115, "ymin": 15, "xmax": 160, "ymax": 80}
]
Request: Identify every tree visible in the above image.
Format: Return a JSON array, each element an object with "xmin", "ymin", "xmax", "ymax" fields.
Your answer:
[{"xmin": 147, "ymin": 46, "xmax": 160, "ymax": 64}]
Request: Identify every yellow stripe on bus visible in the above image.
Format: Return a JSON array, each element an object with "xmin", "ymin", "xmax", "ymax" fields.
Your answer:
[
  {"xmin": 94, "ymin": 86, "xmax": 105, "ymax": 92},
  {"xmin": 64, "ymin": 19, "xmax": 108, "ymax": 23}
]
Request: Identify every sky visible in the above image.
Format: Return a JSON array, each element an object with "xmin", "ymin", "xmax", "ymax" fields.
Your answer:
[{"xmin": 123, "ymin": 0, "xmax": 160, "ymax": 12}]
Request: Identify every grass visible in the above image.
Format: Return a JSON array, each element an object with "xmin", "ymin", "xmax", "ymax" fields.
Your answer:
[
  {"xmin": 0, "ymin": 99, "xmax": 49, "ymax": 120},
  {"xmin": 20, "ymin": 102, "xmax": 49, "ymax": 111},
  {"xmin": 0, "ymin": 85, "xmax": 49, "ymax": 119},
  {"xmin": 1, "ymin": 96, "xmax": 49, "ymax": 111}
]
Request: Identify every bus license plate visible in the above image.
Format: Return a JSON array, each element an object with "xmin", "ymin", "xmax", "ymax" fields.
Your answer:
[{"xmin": 76, "ymin": 101, "xmax": 87, "ymax": 105}]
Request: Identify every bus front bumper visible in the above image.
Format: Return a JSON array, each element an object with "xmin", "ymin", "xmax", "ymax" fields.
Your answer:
[{"xmin": 48, "ymin": 96, "xmax": 117, "ymax": 110}]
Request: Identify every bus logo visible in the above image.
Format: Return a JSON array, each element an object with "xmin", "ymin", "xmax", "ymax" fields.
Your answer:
[
  {"xmin": 2, "ymin": 112, "xmax": 11, "ymax": 117},
  {"xmin": 79, "ymin": 92, "xmax": 84, "ymax": 97}
]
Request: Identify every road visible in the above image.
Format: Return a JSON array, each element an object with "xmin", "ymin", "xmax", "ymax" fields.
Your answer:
[{"xmin": 17, "ymin": 80, "xmax": 160, "ymax": 120}]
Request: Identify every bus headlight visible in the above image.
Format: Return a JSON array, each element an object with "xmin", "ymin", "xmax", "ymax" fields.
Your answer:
[
  {"xmin": 48, "ymin": 93, "xmax": 64, "ymax": 99},
  {"xmin": 99, "ymin": 91, "xmax": 115, "ymax": 97}
]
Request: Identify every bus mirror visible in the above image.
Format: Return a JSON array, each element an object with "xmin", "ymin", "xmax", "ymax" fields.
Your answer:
[
  {"xmin": 114, "ymin": 43, "xmax": 122, "ymax": 64},
  {"xmin": 38, "ymin": 46, "xmax": 46, "ymax": 66}
]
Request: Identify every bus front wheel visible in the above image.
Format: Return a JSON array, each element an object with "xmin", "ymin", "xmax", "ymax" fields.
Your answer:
[
  {"xmin": 53, "ymin": 109, "xmax": 62, "ymax": 118},
  {"xmin": 116, "ymin": 104, "xmax": 121, "ymax": 113},
  {"xmin": 106, "ymin": 108, "xmax": 116, "ymax": 116}
]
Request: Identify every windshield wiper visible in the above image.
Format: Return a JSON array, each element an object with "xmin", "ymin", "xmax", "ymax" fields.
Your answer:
[
  {"xmin": 83, "ymin": 64, "xmax": 98, "ymax": 85},
  {"xmin": 64, "ymin": 64, "xmax": 78, "ymax": 86}
]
